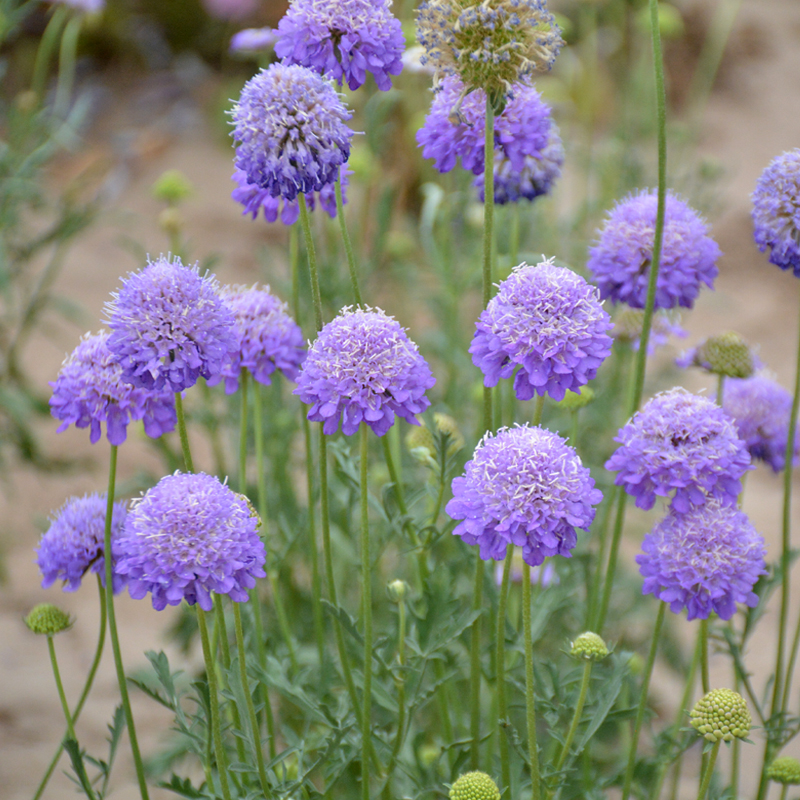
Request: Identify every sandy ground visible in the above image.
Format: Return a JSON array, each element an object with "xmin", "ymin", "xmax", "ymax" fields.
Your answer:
[{"xmin": 2, "ymin": 1, "xmax": 800, "ymax": 797}]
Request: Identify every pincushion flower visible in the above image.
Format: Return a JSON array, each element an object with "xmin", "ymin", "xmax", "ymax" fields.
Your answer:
[
  {"xmin": 605, "ymin": 388, "xmax": 751, "ymax": 513},
  {"xmin": 447, "ymin": 425, "xmax": 602, "ymax": 567},
  {"xmin": 209, "ymin": 284, "xmax": 305, "ymax": 394},
  {"xmin": 470, "ymin": 259, "xmax": 613, "ymax": 402},
  {"xmin": 752, "ymin": 149, "xmax": 800, "ymax": 276},
  {"xmin": 115, "ymin": 472, "xmax": 266, "ymax": 611},
  {"xmin": 637, "ymin": 500, "xmax": 766, "ymax": 620},
  {"xmin": 36, "ymin": 494, "xmax": 128, "ymax": 593},
  {"xmin": 275, "ymin": 0, "xmax": 405, "ymax": 91},
  {"xmin": 415, "ymin": 0, "xmax": 563, "ymax": 101},
  {"xmin": 588, "ymin": 190, "xmax": 721, "ymax": 310},
  {"xmin": 723, "ymin": 373, "xmax": 800, "ymax": 472},
  {"xmin": 106, "ymin": 256, "xmax": 236, "ymax": 393},
  {"xmin": 294, "ymin": 306, "xmax": 435, "ymax": 436},
  {"xmin": 50, "ymin": 330, "xmax": 177, "ymax": 445},
  {"xmin": 230, "ymin": 27, "xmax": 278, "ymax": 54},
  {"xmin": 230, "ymin": 63, "xmax": 353, "ymax": 203}
]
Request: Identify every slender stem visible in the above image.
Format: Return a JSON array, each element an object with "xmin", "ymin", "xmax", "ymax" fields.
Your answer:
[
  {"xmin": 53, "ymin": 15, "xmax": 81, "ymax": 118},
  {"xmin": 497, "ymin": 546, "xmax": 513, "ymax": 794},
  {"xmin": 32, "ymin": 6, "xmax": 68, "ymax": 102},
  {"xmin": 700, "ymin": 619, "xmax": 710, "ymax": 694},
  {"xmin": 175, "ymin": 393, "xmax": 195, "ymax": 473},
  {"xmin": 239, "ymin": 371, "xmax": 249, "ymax": 492},
  {"xmin": 696, "ymin": 741, "xmax": 720, "ymax": 800},
  {"xmin": 523, "ymin": 563, "xmax": 542, "ymax": 800},
  {"xmin": 335, "ymin": 173, "xmax": 363, "ymax": 306},
  {"xmin": 360, "ymin": 425, "xmax": 373, "ymax": 800},
  {"xmin": 556, "ymin": 661, "xmax": 592, "ymax": 777},
  {"xmin": 780, "ymin": 784, "xmax": 788, "ymax": 800},
  {"xmin": 532, "ymin": 395, "xmax": 545, "ymax": 428},
  {"xmin": 620, "ymin": 602, "xmax": 666, "ymax": 800},
  {"xmin": 717, "ymin": 374, "xmax": 725, "ymax": 406},
  {"xmin": 481, "ymin": 98, "xmax": 496, "ymax": 437},
  {"xmin": 232, "ymin": 602, "xmax": 271, "ymax": 797},
  {"xmin": 299, "ymin": 194, "xmax": 323, "ymax": 332},
  {"xmin": 197, "ymin": 606, "xmax": 232, "ymax": 800},
  {"xmin": 104, "ymin": 445, "xmax": 150, "ymax": 800},
  {"xmin": 595, "ymin": 488, "xmax": 627, "ymax": 633},
  {"xmin": 470, "ymin": 557, "xmax": 485, "ymax": 770},
  {"xmin": 387, "ymin": 596, "xmax": 407, "ymax": 780},
  {"xmin": 48, "ymin": 636, "xmax": 76, "ymax": 740}
]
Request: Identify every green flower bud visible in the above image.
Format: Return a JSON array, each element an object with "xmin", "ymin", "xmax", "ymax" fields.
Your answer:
[
  {"xmin": 767, "ymin": 756, "xmax": 800, "ymax": 785},
  {"xmin": 417, "ymin": 742, "xmax": 440, "ymax": 768},
  {"xmin": 406, "ymin": 413, "xmax": 464, "ymax": 464},
  {"xmin": 684, "ymin": 332, "xmax": 755, "ymax": 378},
  {"xmin": 151, "ymin": 169, "xmax": 193, "ymax": 206},
  {"xmin": 24, "ymin": 603, "xmax": 72, "ymax": 636},
  {"xmin": 570, "ymin": 631, "xmax": 609, "ymax": 661},
  {"xmin": 387, "ymin": 579, "xmax": 410, "ymax": 603},
  {"xmin": 406, "ymin": 423, "xmax": 435, "ymax": 464},
  {"xmin": 449, "ymin": 771, "xmax": 501, "ymax": 800},
  {"xmin": 559, "ymin": 387, "xmax": 595, "ymax": 411},
  {"xmin": 690, "ymin": 689, "xmax": 751, "ymax": 743}
]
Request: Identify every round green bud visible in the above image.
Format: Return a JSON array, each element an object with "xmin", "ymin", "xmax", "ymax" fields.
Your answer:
[
  {"xmin": 449, "ymin": 772, "xmax": 501, "ymax": 800},
  {"xmin": 151, "ymin": 169, "xmax": 193, "ymax": 206},
  {"xmin": 24, "ymin": 603, "xmax": 72, "ymax": 636},
  {"xmin": 406, "ymin": 423, "xmax": 435, "ymax": 463},
  {"xmin": 767, "ymin": 756, "xmax": 800, "ymax": 785},
  {"xmin": 559, "ymin": 387, "xmax": 595, "ymax": 411},
  {"xmin": 689, "ymin": 332, "xmax": 754, "ymax": 378},
  {"xmin": 570, "ymin": 631, "xmax": 609, "ymax": 661},
  {"xmin": 417, "ymin": 743, "xmax": 440, "ymax": 768},
  {"xmin": 690, "ymin": 689, "xmax": 751, "ymax": 743},
  {"xmin": 387, "ymin": 579, "xmax": 410, "ymax": 603}
]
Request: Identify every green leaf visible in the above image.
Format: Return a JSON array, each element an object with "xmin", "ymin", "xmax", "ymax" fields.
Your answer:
[{"xmin": 158, "ymin": 773, "xmax": 205, "ymax": 798}]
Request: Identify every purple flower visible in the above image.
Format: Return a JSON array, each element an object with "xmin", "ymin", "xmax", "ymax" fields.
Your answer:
[
  {"xmin": 115, "ymin": 473, "xmax": 266, "ymax": 611},
  {"xmin": 494, "ymin": 557, "xmax": 559, "ymax": 587},
  {"xmin": 106, "ymin": 256, "xmax": 236, "ymax": 393},
  {"xmin": 723, "ymin": 373, "xmax": 800, "ymax": 473},
  {"xmin": 275, "ymin": 0, "xmax": 405, "ymax": 91},
  {"xmin": 611, "ymin": 308, "xmax": 686, "ymax": 355},
  {"xmin": 294, "ymin": 307, "xmax": 436, "ymax": 436},
  {"xmin": 417, "ymin": 76, "xmax": 557, "ymax": 179},
  {"xmin": 36, "ymin": 494, "xmax": 128, "ymax": 593},
  {"xmin": 447, "ymin": 425, "xmax": 602, "ymax": 567},
  {"xmin": 605, "ymin": 388, "xmax": 752, "ymax": 513},
  {"xmin": 637, "ymin": 500, "xmax": 766, "ymax": 620},
  {"xmin": 201, "ymin": 0, "xmax": 256, "ymax": 21},
  {"xmin": 230, "ymin": 27, "xmax": 278, "ymax": 53},
  {"xmin": 49, "ymin": 331, "xmax": 177, "ymax": 445},
  {"xmin": 752, "ymin": 149, "xmax": 800, "ymax": 277},
  {"xmin": 588, "ymin": 190, "xmax": 721, "ymax": 310},
  {"xmin": 51, "ymin": 0, "xmax": 104, "ymax": 12},
  {"xmin": 231, "ymin": 166, "xmax": 349, "ymax": 226},
  {"xmin": 230, "ymin": 63, "xmax": 353, "ymax": 203},
  {"xmin": 208, "ymin": 285, "xmax": 306, "ymax": 394},
  {"xmin": 470, "ymin": 259, "xmax": 613, "ymax": 402}
]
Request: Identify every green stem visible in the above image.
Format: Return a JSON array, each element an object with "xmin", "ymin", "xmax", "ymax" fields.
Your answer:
[
  {"xmin": 48, "ymin": 636, "xmax": 76, "ymax": 741},
  {"xmin": 104, "ymin": 445, "xmax": 150, "ymax": 800},
  {"xmin": 700, "ymin": 619, "xmax": 710, "ymax": 694},
  {"xmin": 532, "ymin": 395, "xmax": 545, "ymax": 428},
  {"xmin": 299, "ymin": 194, "xmax": 323, "ymax": 332},
  {"xmin": 523, "ymin": 563, "xmax": 542, "ymax": 800},
  {"xmin": 175, "ymin": 393, "xmax": 194, "ymax": 473},
  {"xmin": 360, "ymin": 425, "xmax": 373, "ymax": 800},
  {"xmin": 780, "ymin": 784, "xmax": 788, "ymax": 800},
  {"xmin": 239, "ymin": 370, "xmax": 249, "ymax": 492},
  {"xmin": 717, "ymin": 374, "xmax": 725, "ymax": 406},
  {"xmin": 335, "ymin": 173, "xmax": 363, "ymax": 305},
  {"xmin": 595, "ymin": 488, "xmax": 627, "ymax": 633},
  {"xmin": 481, "ymin": 99, "xmax": 496, "ymax": 438},
  {"xmin": 497, "ymin": 546, "xmax": 513, "ymax": 794},
  {"xmin": 31, "ymin": 6, "xmax": 68, "ymax": 102},
  {"xmin": 556, "ymin": 661, "xmax": 592, "ymax": 778},
  {"xmin": 213, "ymin": 596, "xmax": 247, "ymax": 767},
  {"xmin": 53, "ymin": 15, "xmax": 82, "ymax": 118},
  {"xmin": 387, "ymin": 596, "xmax": 407, "ymax": 778},
  {"xmin": 696, "ymin": 741, "xmax": 720, "ymax": 800},
  {"xmin": 470, "ymin": 557, "xmax": 485, "ymax": 770},
  {"xmin": 620, "ymin": 602, "xmax": 666, "ymax": 800},
  {"xmin": 233, "ymin": 602, "xmax": 271, "ymax": 797}
]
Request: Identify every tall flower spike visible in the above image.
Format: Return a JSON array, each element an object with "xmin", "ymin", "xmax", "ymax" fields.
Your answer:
[
  {"xmin": 209, "ymin": 284, "xmax": 305, "ymax": 394},
  {"xmin": 295, "ymin": 307, "xmax": 435, "ymax": 436},
  {"xmin": 36, "ymin": 493, "xmax": 128, "ymax": 593},
  {"xmin": 230, "ymin": 63, "xmax": 353, "ymax": 203},
  {"xmin": 470, "ymin": 259, "xmax": 613, "ymax": 402},
  {"xmin": 588, "ymin": 190, "xmax": 721, "ymax": 310},
  {"xmin": 106, "ymin": 255, "xmax": 236, "ymax": 393},
  {"xmin": 605, "ymin": 388, "xmax": 751, "ymax": 513},
  {"xmin": 723, "ymin": 372, "xmax": 800, "ymax": 473},
  {"xmin": 114, "ymin": 473, "xmax": 266, "ymax": 611},
  {"xmin": 447, "ymin": 425, "xmax": 602, "ymax": 567},
  {"xmin": 416, "ymin": 0, "xmax": 563, "ymax": 102},
  {"xmin": 752, "ymin": 149, "xmax": 800, "ymax": 276},
  {"xmin": 637, "ymin": 499, "xmax": 766, "ymax": 621},
  {"xmin": 275, "ymin": 0, "xmax": 405, "ymax": 91},
  {"xmin": 50, "ymin": 330, "xmax": 177, "ymax": 445}
]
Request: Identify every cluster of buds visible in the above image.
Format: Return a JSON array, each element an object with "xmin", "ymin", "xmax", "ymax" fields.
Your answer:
[
  {"xmin": 24, "ymin": 603, "xmax": 72, "ymax": 636},
  {"xmin": 569, "ymin": 631, "xmax": 609, "ymax": 661},
  {"xmin": 678, "ymin": 331, "xmax": 756, "ymax": 379},
  {"xmin": 449, "ymin": 771, "xmax": 501, "ymax": 800},
  {"xmin": 690, "ymin": 689, "xmax": 751, "ymax": 743}
]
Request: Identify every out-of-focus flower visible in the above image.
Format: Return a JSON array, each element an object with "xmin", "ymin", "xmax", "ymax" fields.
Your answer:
[
  {"xmin": 611, "ymin": 308, "xmax": 686, "ymax": 354},
  {"xmin": 230, "ymin": 27, "xmax": 279, "ymax": 54},
  {"xmin": 690, "ymin": 689, "xmax": 751, "ymax": 743},
  {"xmin": 51, "ymin": 0, "xmax": 104, "ymax": 13},
  {"xmin": 201, "ymin": 0, "xmax": 257, "ymax": 21},
  {"xmin": 605, "ymin": 388, "xmax": 752, "ymax": 513},
  {"xmin": 752, "ymin": 149, "xmax": 800, "ymax": 276},
  {"xmin": 295, "ymin": 307, "xmax": 435, "ymax": 436},
  {"xmin": 767, "ymin": 757, "xmax": 800, "ymax": 786},
  {"xmin": 493, "ymin": 555, "xmax": 558, "ymax": 587},
  {"xmin": 401, "ymin": 46, "xmax": 435, "ymax": 75},
  {"xmin": 588, "ymin": 190, "xmax": 721, "ymax": 310},
  {"xmin": 447, "ymin": 425, "xmax": 602, "ymax": 566},
  {"xmin": 275, "ymin": 0, "xmax": 405, "ymax": 91},
  {"xmin": 676, "ymin": 332, "xmax": 756, "ymax": 379},
  {"xmin": 470, "ymin": 259, "xmax": 613, "ymax": 402},
  {"xmin": 115, "ymin": 473, "xmax": 266, "ymax": 611}
]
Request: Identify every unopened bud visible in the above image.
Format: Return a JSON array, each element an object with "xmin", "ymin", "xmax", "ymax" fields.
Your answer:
[{"xmin": 25, "ymin": 603, "xmax": 72, "ymax": 636}]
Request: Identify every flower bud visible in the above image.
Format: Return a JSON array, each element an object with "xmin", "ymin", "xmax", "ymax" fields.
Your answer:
[
  {"xmin": 570, "ymin": 631, "xmax": 609, "ymax": 661},
  {"xmin": 449, "ymin": 771, "xmax": 501, "ymax": 800},
  {"xmin": 690, "ymin": 688, "xmax": 751, "ymax": 743},
  {"xmin": 24, "ymin": 603, "xmax": 72, "ymax": 636},
  {"xmin": 679, "ymin": 331, "xmax": 755, "ymax": 379},
  {"xmin": 387, "ymin": 579, "xmax": 410, "ymax": 603},
  {"xmin": 151, "ymin": 169, "xmax": 193, "ymax": 206},
  {"xmin": 767, "ymin": 756, "xmax": 800, "ymax": 785},
  {"xmin": 559, "ymin": 387, "xmax": 595, "ymax": 411}
]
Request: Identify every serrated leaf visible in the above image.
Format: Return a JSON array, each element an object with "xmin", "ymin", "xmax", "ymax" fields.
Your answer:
[{"xmin": 158, "ymin": 773, "xmax": 205, "ymax": 798}]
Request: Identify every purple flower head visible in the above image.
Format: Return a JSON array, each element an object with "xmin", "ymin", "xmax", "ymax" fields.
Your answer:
[
  {"xmin": 232, "ymin": 166, "xmax": 349, "ymax": 226},
  {"xmin": 494, "ymin": 556, "xmax": 558, "ymax": 587},
  {"xmin": 115, "ymin": 472, "xmax": 266, "ymax": 611},
  {"xmin": 230, "ymin": 63, "xmax": 353, "ymax": 203},
  {"xmin": 36, "ymin": 494, "xmax": 128, "ymax": 593},
  {"xmin": 208, "ymin": 285, "xmax": 306, "ymax": 394},
  {"xmin": 106, "ymin": 256, "xmax": 236, "ymax": 393},
  {"xmin": 417, "ymin": 76, "xmax": 557, "ymax": 179},
  {"xmin": 588, "ymin": 190, "xmax": 721, "ymax": 310},
  {"xmin": 470, "ymin": 259, "xmax": 613, "ymax": 402},
  {"xmin": 447, "ymin": 425, "xmax": 602, "ymax": 566},
  {"xmin": 275, "ymin": 0, "xmax": 405, "ymax": 91},
  {"xmin": 605, "ymin": 388, "xmax": 752, "ymax": 513},
  {"xmin": 611, "ymin": 308, "xmax": 686, "ymax": 355},
  {"xmin": 230, "ymin": 27, "xmax": 279, "ymax": 53},
  {"xmin": 723, "ymin": 372, "xmax": 800, "ymax": 473},
  {"xmin": 637, "ymin": 500, "xmax": 766, "ymax": 620},
  {"xmin": 752, "ymin": 149, "xmax": 800, "ymax": 276},
  {"xmin": 49, "ymin": 331, "xmax": 177, "ymax": 445},
  {"xmin": 294, "ymin": 306, "xmax": 436, "ymax": 436}
]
